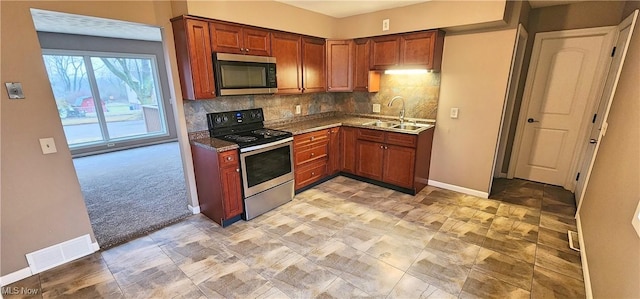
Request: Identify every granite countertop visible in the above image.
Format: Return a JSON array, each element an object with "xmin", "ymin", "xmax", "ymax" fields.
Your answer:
[
  {"xmin": 269, "ymin": 114, "xmax": 435, "ymax": 135},
  {"xmin": 191, "ymin": 137, "xmax": 238, "ymax": 153}
]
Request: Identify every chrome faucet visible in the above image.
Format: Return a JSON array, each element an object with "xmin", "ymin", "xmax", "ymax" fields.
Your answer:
[{"xmin": 387, "ymin": 96, "xmax": 405, "ymax": 123}]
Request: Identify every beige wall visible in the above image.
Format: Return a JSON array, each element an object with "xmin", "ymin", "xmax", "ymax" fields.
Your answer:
[
  {"xmin": 0, "ymin": 0, "xmax": 183, "ymax": 276},
  {"xmin": 578, "ymin": 3, "xmax": 640, "ymax": 298},
  {"xmin": 334, "ymin": 1, "xmax": 507, "ymax": 38},
  {"xmin": 430, "ymin": 29, "xmax": 517, "ymax": 194}
]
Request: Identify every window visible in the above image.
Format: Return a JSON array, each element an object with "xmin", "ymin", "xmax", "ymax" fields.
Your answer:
[{"xmin": 42, "ymin": 51, "xmax": 168, "ymax": 149}]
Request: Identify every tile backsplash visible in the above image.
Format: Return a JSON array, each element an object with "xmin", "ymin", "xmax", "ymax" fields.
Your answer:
[{"xmin": 183, "ymin": 73, "xmax": 440, "ymax": 132}]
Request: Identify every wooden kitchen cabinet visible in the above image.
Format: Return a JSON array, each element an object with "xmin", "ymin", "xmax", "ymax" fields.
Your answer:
[
  {"xmin": 293, "ymin": 129, "xmax": 330, "ymax": 190},
  {"xmin": 383, "ymin": 144, "xmax": 416, "ymax": 188},
  {"xmin": 272, "ymin": 32, "xmax": 303, "ymax": 94},
  {"xmin": 369, "ymin": 30, "xmax": 445, "ymax": 71},
  {"xmin": 328, "ymin": 127, "xmax": 341, "ymax": 174},
  {"xmin": 210, "ymin": 21, "xmax": 271, "ymax": 56},
  {"xmin": 354, "ymin": 38, "xmax": 380, "ymax": 92},
  {"xmin": 356, "ymin": 139, "xmax": 385, "ymax": 181},
  {"xmin": 171, "ymin": 17, "xmax": 216, "ymax": 100},
  {"xmin": 302, "ymin": 37, "xmax": 327, "ymax": 93},
  {"xmin": 190, "ymin": 145, "xmax": 243, "ymax": 227},
  {"xmin": 341, "ymin": 127, "xmax": 357, "ymax": 174},
  {"xmin": 326, "ymin": 40, "xmax": 353, "ymax": 92}
]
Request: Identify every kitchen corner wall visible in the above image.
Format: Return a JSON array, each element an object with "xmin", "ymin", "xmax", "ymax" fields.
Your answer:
[
  {"xmin": 182, "ymin": 73, "xmax": 441, "ymax": 133},
  {"xmin": 334, "ymin": 73, "xmax": 440, "ymax": 120}
]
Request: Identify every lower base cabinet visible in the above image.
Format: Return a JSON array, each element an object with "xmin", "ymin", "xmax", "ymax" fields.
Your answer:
[{"xmin": 190, "ymin": 144, "xmax": 243, "ymax": 226}]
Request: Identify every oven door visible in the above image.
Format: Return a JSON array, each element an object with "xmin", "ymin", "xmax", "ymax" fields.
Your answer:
[{"xmin": 239, "ymin": 137, "xmax": 294, "ymax": 198}]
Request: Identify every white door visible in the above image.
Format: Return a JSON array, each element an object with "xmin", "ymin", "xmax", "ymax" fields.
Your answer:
[
  {"xmin": 576, "ymin": 10, "xmax": 638, "ymax": 210},
  {"xmin": 512, "ymin": 27, "xmax": 615, "ymax": 189}
]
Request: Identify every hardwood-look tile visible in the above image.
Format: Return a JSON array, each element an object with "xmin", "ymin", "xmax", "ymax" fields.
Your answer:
[
  {"xmin": 402, "ymin": 205, "xmax": 430, "ymax": 222},
  {"xmin": 473, "ymin": 248, "xmax": 534, "ymax": 291},
  {"xmin": 407, "ymin": 249, "xmax": 472, "ymax": 295},
  {"xmin": 197, "ymin": 259, "xmax": 271, "ymax": 298},
  {"xmin": 537, "ymin": 227, "xmax": 574, "ymax": 254},
  {"xmin": 535, "ymin": 245, "xmax": 583, "ymax": 281},
  {"xmin": 543, "ymin": 185, "xmax": 576, "ymax": 206},
  {"xmin": 439, "ymin": 218, "xmax": 489, "ymax": 246},
  {"xmin": 279, "ymin": 223, "xmax": 334, "ymax": 255},
  {"xmin": 461, "ymin": 269, "xmax": 530, "ymax": 299},
  {"xmin": 316, "ymin": 277, "xmax": 369, "ymax": 299},
  {"xmin": 423, "ymin": 202, "xmax": 457, "ymax": 217},
  {"xmin": 168, "ymin": 247, "xmax": 238, "ymax": 285},
  {"xmin": 354, "ymin": 210, "xmax": 401, "ymax": 233},
  {"xmin": 415, "ymin": 212, "xmax": 449, "ymax": 231},
  {"xmin": 482, "ymin": 230, "xmax": 536, "ymax": 264},
  {"xmin": 492, "ymin": 191, "xmax": 542, "ymax": 209},
  {"xmin": 339, "ymin": 252, "xmax": 405, "ymax": 297},
  {"xmin": 532, "ymin": 266, "xmax": 586, "ymax": 299},
  {"xmin": 365, "ymin": 234, "xmax": 425, "ymax": 271},
  {"xmin": 257, "ymin": 214, "xmax": 304, "ymax": 237},
  {"xmin": 388, "ymin": 273, "xmax": 457, "ymax": 299},
  {"xmin": 539, "ymin": 212, "xmax": 577, "ymax": 233},
  {"xmin": 541, "ymin": 199, "xmax": 576, "ymax": 218},
  {"xmin": 490, "ymin": 216, "xmax": 539, "ymax": 243},
  {"xmin": 424, "ymin": 233, "xmax": 481, "ymax": 266},
  {"xmin": 332, "ymin": 222, "xmax": 383, "ymax": 252},
  {"xmin": 39, "ymin": 253, "xmax": 122, "ymax": 299},
  {"xmin": 118, "ymin": 262, "xmax": 200, "ymax": 299},
  {"xmin": 470, "ymin": 198, "xmax": 501, "ymax": 214},
  {"xmin": 306, "ymin": 239, "xmax": 363, "ymax": 276},
  {"xmin": 261, "ymin": 254, "xmax": 337, "ymax": 298},
  {"xmin": 389, "ymin": 219, "xmax": 437, "ymax": 245},
  {"xmin": 495, "ymin": 203, "xmax": 541, "ymax": 225}
]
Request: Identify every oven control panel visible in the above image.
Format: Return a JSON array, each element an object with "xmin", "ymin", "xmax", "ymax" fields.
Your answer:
[{"xmin": 208, "ymin": 108, "xmax": 264, "ymax": 129}]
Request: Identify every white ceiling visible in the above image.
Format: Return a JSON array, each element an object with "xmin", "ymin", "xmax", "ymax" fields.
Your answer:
[
  {"xmin": 275, "ymin": 0, "xmax": 431, "ymax": 18},
  {"xmin": 30, "ymin": 9, "xmax": 162, "ymax": 42}
]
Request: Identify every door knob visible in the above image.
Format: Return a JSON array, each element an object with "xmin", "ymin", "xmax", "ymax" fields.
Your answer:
[
  {"xmin": 589, "ymin": 139, "xmax": 598, "ymax": 144},
  {"xmin": 527, "ymin": 118, "xmax": 539, "ymax": 123}
]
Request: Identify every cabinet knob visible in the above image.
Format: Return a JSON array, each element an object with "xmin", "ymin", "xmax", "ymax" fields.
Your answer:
[
  {"xmin": 384, "ymin": 146, "xmax": 388, "ymax": 149},
  {"xmin": 380, "ymin": 145, "xmax": 383, "ymax": 149},
  {"xmin": 311, "ymin": 172, "xmax": 315, "ymax": 176},
  {"xmin": 328, "ymin": 87, "xmax": 332, "ymax": 89},
  {"xmin": 245, "ymin": 49, "xmax": 249, "ymax": 52},
  {"xmin": 311, "ymin": 152, "xmax": 315, "ymax": 156},
  {"xmin": 310, "ymin": 136, "xmax": 315, "ymax": 141},
  {"xmin": 236, "ymin": 168, "xmax": 240, "ymax": 172},
  {"xmin": 227, "ymin": 156, "xmax": 232, "ymax": 161}
]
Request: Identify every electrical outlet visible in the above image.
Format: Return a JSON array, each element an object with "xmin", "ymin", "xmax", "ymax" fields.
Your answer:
[
  {"xmin": 39, "ymin": 137, "xmax": 57, "ymax": 154},
  {"xmin": 382, "ymin": 19, "xmax": 390, "ymax": 31},
  {"xmin": 295, "ymin": 105, "xmax": 301, "ymax": 114},
  {"xmin": 450, "ymin": 108, "xmax": 459, "ymax": 119},
  {"xmin": 372, "ymin": 104, "xmax": 381, "ymax": 113}
]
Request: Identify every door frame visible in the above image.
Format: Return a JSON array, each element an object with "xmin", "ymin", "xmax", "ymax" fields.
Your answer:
[{"xmin": 508, "ymin": 26, "xmax": 616, "ymax": 190}]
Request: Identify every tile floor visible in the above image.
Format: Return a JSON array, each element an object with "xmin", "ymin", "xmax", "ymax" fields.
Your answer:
[{"xmin": 4, "ymin": 177, "xmax": 585, "ymax": 298}]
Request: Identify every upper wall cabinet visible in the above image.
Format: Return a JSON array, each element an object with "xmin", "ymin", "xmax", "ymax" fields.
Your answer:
[
  {"xmin": 354, "ymin": 38, "xmax": 380, "ymax": 92},
  {"xmin": 370, "ymin": 30, "xmax": 445, "ymax": 71},
  {"xmin": 171, "ymin": 17, "xmax": 216, "ymax": 100},
  {"xmin": 210, "ymin": 21, "xmax": 271, "ymax": 56},
  {"xmin": 271, "ymin": 33, "xmax": 326, "ymax": 94},
  {"xmin": 326, "ymin": 40, "xmax": 353, "ymax": 92}
]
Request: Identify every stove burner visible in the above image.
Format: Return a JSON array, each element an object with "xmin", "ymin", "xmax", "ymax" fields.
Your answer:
[
  {"xmin": 224, "ymin": 134, "xmax": 258, "ymax": 143},
  {"xmin": 252, "ymin": 129, "xmax": 288, "ymax": 137}
]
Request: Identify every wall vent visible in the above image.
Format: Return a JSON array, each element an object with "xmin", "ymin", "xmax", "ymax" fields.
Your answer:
[{"xmin": 25, "ymin": 234, "xmax": 95, "ymax": 274}]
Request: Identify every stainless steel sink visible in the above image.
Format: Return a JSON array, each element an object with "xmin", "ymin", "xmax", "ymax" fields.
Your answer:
[
  {"xmin": 394, "ymin": 124, "xmax": 421, "ymax": 130},
  {"xmin": 363, "ymin": 120, "xmax": 399, "ymax": 128}
]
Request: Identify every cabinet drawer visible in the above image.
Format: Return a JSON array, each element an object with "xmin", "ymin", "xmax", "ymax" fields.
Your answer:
[
  {"xmin": 295, "ymin": 143, "xmax": 328, "ymax": 165},
  {"xmin": 294, "ymin": 129, "xmax": 329, "ymax": 147},
  {"xmin": 218, "ymin": 150, "xmax": 239, "ymax": 168},
  {"xmin": 386, "ymin": 132, "xmax": 417, "ymax": 148},
  {"xmin": 295, "ymin": 160, "xmax": 327, "ymax": 190},
  {"xmin": 357, "ymin": 128, "xmax": 385, "ymax": 142}
]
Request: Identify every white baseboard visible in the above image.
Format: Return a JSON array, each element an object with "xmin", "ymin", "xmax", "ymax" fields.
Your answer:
[
  {"xmin": 188, "ymin": 205, "xmax": 200, "ymax": 214},
  {"xmin": 0, "ymin": 267, "xmax": 32, "ymax": 287},
  {"xmin": 576, "ymin": 215, "xmax": 593, "ymax": 299},
  {"xmin": 428, "ymin": 180, "xmax": 489, "ymax": 198},
  {"xmin": 92, "ymin": 242, "xmax": 100, "ymax": 252}
]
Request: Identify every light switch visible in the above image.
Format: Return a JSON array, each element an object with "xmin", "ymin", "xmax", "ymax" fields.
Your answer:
[
  {"xmin": 295, "ymin": 105, "xmax": 301, "ymax": 114},
  {"xmin": 450, "ymin": 107, "xmax": 459, "ymax": 119},
  {"xmin": 382, "ymin": 19, "xmax": 390, "ymax": 31},
  {"xmin": 372, "ymin": 104, "xmax": 381, "ymax": 113},
  {"xmin": 39, "ymin": 138, "xmax": 57, "ymax": 154}
]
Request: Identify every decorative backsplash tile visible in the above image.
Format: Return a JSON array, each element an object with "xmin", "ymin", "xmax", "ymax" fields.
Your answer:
[{"xmin": 183, "ymin": 73, "xmax": 440, "ymax": 132}]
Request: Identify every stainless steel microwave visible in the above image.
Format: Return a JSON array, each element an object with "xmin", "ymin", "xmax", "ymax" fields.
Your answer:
[{"xmin": 213, "ymin": 53, "xmax": 277, "ymax": 96}]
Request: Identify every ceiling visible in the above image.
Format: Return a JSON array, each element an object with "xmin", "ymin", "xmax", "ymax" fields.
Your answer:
[
  {"xmin": 275, "ymin": 0, "xmax": 430, "ymax": 18},
  {"xmin": 30, "ymin": 9, "xmax": 162, "ymax": 42}
]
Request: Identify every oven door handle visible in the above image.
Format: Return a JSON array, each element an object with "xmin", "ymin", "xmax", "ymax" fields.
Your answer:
[{"xmin": 240, "ymin": 137, "xmax": 294, "ymax": 153}]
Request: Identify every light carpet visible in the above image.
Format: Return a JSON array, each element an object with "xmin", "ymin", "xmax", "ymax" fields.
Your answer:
[{"xmin": 73, "ymin": 142, "xmax": 191, "ymax": 248}]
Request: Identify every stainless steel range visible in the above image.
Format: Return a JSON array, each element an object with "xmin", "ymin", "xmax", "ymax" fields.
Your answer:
[{"xmin": 207, "ymin": 108, "xmax": 294, "ymax": 220}]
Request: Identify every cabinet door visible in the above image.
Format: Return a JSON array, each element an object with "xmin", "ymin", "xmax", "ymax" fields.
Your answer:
[
  {"xmin": 353, "ymin": 39, "xmax": 380, "ymax": 92},
  {"xmin": 243, "ymin": 27, "xmax": 271, "ymax": 56},
  {"xmin": 328, "ymin": 127, "xmax": 341, "ymax": 174},
  {"xmin": 356, "ymin": 140, "xmax": 384, "ymax": 181},
  {"xmin": 326, "ymin": 40, "xmax": 353, "ymax": 92},
  {"xmin": 221, "ymin": 166, "xmax": 243, "ymax": 218},
  {"xmin": 210, "ymin": 22, "xmax": 244, "ymax": 54},
  {"xmin": 173, "ymin": 18, "xmax": 216, "ymax": 100},
  {"xmin": 370, "ymin": 35, "xmax": 400, "ymax": 70},
  {"xmin": 302, "ymin": 37, "xmax": 326, "ymax": 93},
  {"xmin": 383, "ymin": 145, "xmax": 416, "ymax": 188},
  {"xmin": 400, "ymin": 31, "xmax": 436, "ymax": 69},
  {"xmin": 341, "ymin": 127, "xmax": 357, "ymax": 174},
  {"xmin": 272, "ymin": 32, "xmax": 302, "ymax": 94}
]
